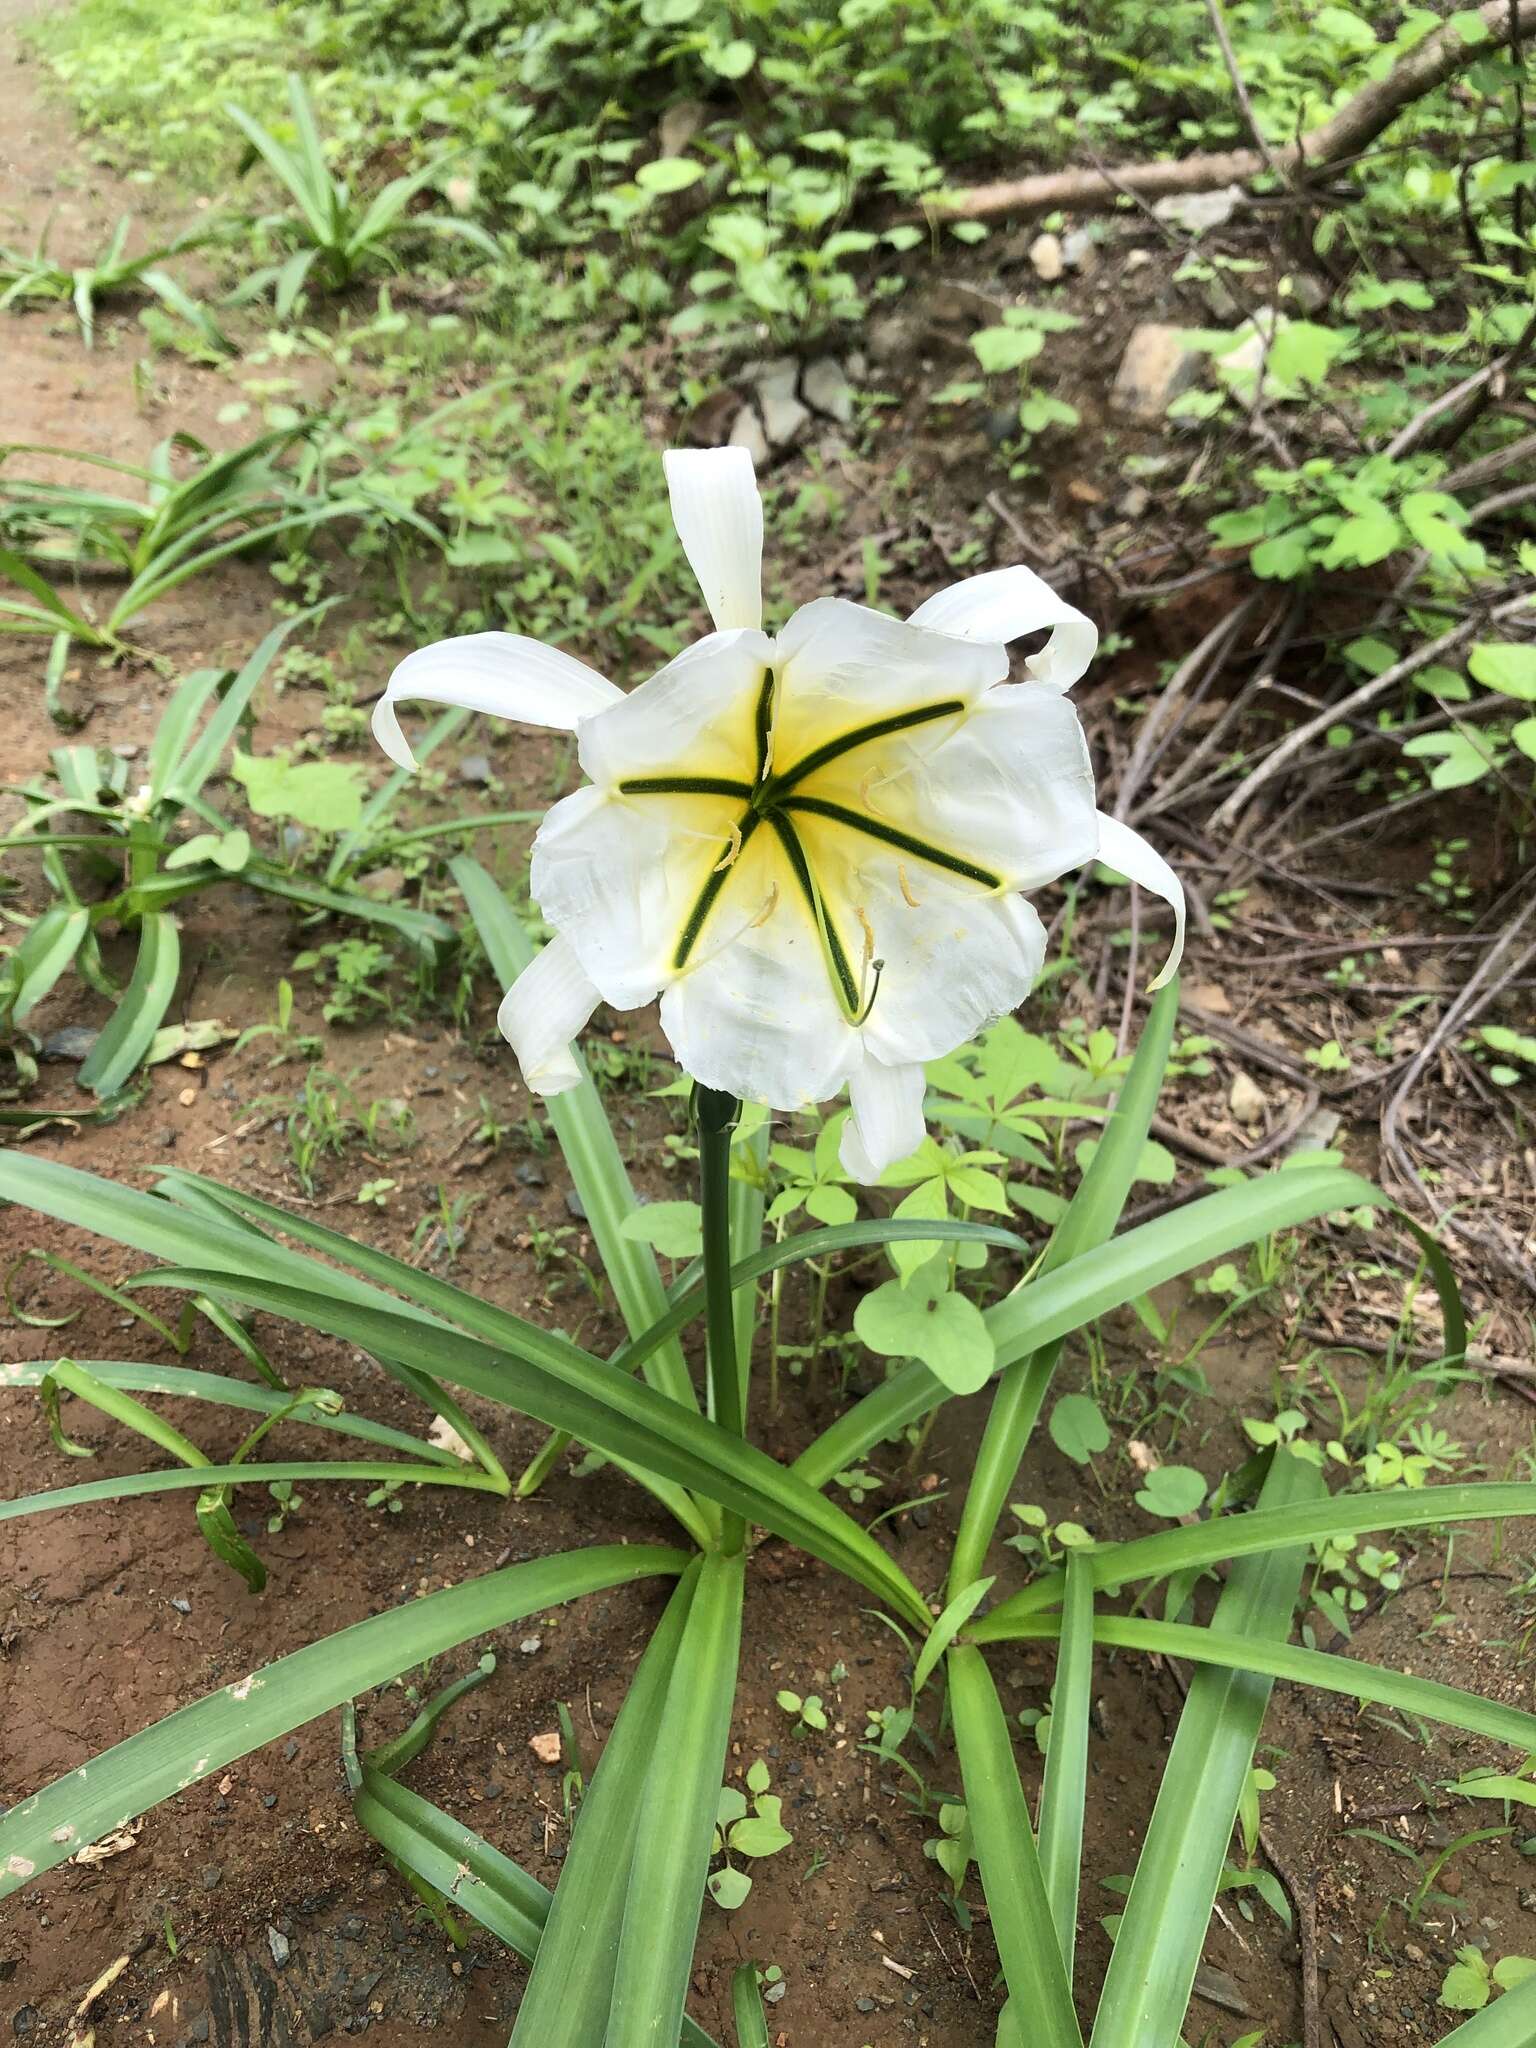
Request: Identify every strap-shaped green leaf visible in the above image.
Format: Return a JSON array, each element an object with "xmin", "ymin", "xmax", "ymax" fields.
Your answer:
[
  {"xmin": 1036, "ymin": 1552, "xmax": 1094, "ymax": 1978},
  {"xmin": 949, "ymin": 1644, "xmax": 1082, "ymax": 2046},
  {"xmin": 1089, "ymin": 1451, "xmax": 1320, "ymax": 2048},
  {"xmin": 0, "ymin": 1544, "xmax": 685, "ymax": 1899},
  {"xmin": 77, "ymin": 911, "xmax": 181, "ymax": 1097}
]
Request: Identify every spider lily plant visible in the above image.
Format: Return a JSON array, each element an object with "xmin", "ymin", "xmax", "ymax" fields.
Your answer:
[
  {"xmin": 0, "ymin": 213, "xmax": 223, "ymax": 350},
  {"xmin": 225, "ymin": 73, "xmax": 500, "ymax": 316},
  {"xmin": 0, "ymin": 426, "xmax": 377, "ymax": 682},
  {"xmin": 0, "ymin": 464, "xmax": 1530, "ymax": 2045},
  {"xmin": 0, "ymin": 614, "xmax": 452, "ymax": 1096}
]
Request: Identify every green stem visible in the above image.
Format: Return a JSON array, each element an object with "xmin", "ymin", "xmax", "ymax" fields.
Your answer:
[{"xmin": 697, "ymin": 1085, "xmax": 745, "ymax": 1553}]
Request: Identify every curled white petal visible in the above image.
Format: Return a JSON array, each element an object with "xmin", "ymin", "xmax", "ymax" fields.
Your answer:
[
  {"xmin": 840, "ymin": 1057, "xmax": 927, "ymax": 1184},
  {"xmin": 664, "ymin": 447, "xmax": 764, "ymax": 634},
  {"xmin": 372, "ymin": 633, "xmax": 623, "ymax": 771},
  {"xmin": 907, "ymin": 565, "xmax": 1097, "ymax": 691},
  {"xmin": 495, "ymin": 933, "xmax": 600, "ymax": 1095},
  {"xmin": 576, "ymin": 629, "xmax": 774, "ymax": 793},
  {"xmin": 1094, "ymin": 813, "xmax": 1186, "ymax": 991}
]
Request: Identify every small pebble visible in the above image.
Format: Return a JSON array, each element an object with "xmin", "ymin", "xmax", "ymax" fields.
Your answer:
[
  {"xmin": 171, "ymin": 1597, "xmax": 192, "ymax": 1615},
  {"xmin": 519, "ymin": 1637, "xmax": 542, "ymax": 1655},
  {"xmin": 267, "ymin": 1927, "xmax": 290, "ymax": 1968}
]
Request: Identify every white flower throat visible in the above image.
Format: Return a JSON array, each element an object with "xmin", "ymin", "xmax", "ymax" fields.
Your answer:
[{"xmin": 619, "ymin": 670, "xmax": 996, "ymax": 1025}]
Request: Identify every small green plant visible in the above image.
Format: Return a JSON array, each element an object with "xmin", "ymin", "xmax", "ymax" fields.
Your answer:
[
  {"xmin": 0, "ymin": 214, "xmax": 222, "ymax": 349},
  {"xmin": 708, "ymin": 1759, "xmax": 794, "ymax": 1910},
  {"xmin": 775, "ymin": 1687, "xmax": 828, "ymax": 1736},
  {"xmin": 225, "ymin": 74, "xmax": 498, "ymax": 314}
]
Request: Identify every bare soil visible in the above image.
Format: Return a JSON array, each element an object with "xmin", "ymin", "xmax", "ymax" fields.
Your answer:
[{"xmin": 4, "ymin": 6, "xmax": 1536, "ymax": 2045}]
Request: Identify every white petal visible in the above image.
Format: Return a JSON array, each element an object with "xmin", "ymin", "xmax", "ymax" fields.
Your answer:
[
  {"xmin": 664, "ymin": 447, "xmax": 764, "ymax": 634},
  {"xmin": 495, "ymin": 933, "xmax": 600, "ymax": 1096},
  {"xmin": 373, "ymin": 633, "xmax": 622, "ymax": 771},
  {"xmin": 907, "ymin": 566, "xmax": 1097, "ymax": 691},
  {"xmin": 841, "ymin": 1057, "xmax": 927, "ymax": 1183},
  {"xmin": 857, "ymin": 872, "xmax": 1047, "ymax": 1068},
  {"xmin": 659, "ymin": 866, "xmax": 860, "ymax": 1111},
  {"xmin": 803, "ymin": 680, "xmax": 1098, "ymax": 893},
  {"xmin": 531, "ymin": 783, "xmax": 731, "ymax": 1009},
  {"xmin": 1093, "ymin": 813, "xmax": 1186, "ymax": 990},
  {"xmin": 771, "ymin": 596, "xmax": 1007, "ymax": 770},
  {"xmin": 577, "ymin": 629, "xmax": 773, "ymax": 792}
]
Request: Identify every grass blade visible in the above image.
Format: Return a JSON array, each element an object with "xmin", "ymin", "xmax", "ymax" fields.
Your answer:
[
  {"xmin": 948, "ymin": 1644, "xmax": 1082, "ymax": 2046},
  {"xmin": 1037, "ymin": 1551, "xmax": 1093, "ymax": 1977},
  {"xmin": 731, "ymin": 1967, "xmax": 769, "ymax": 2048},
  {"xmin": 607, "ymin": 1548, "xmax": 745, "ymax": 2048},
  {"xmin": 0, "ymin": 1545, "xmax": 686, "ymax": 1898},
  {"xmin": 1, "ymin": 1458, "xmax": 510, "ymax": 1520},
  {"xmin": 10, "ymin": 903, "xmax": 89, "ymax": 1022},
  {"xmin": 511, "ymin": 1567, "xmax": 697, "ymax": 2042},
  {"xmin": 1089, "ymin": 1450, "xmax": 1321, "ymax": 2048},
  {"xmin": 77, "ymin": 911, "xmax": 180, "ymax": 1096}
]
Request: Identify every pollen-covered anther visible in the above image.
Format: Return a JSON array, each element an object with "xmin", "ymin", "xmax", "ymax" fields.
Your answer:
[
  {"xmin": 712, "ymin": 819, "xmax": 744, "ymax": 873},
  {"xmin": 748, "ymin": 883, "xmax": 779, "ymax": 931},
  {"xmin": 897, "ymin": 862, "xmax": 922, "ymax": 909}
]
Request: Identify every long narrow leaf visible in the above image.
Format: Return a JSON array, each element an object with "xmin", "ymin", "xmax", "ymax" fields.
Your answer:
[
  {"xmin": 1089, "ymin": 1451, "xmax": 1320, "ymax": 2048},
  {"xmin": 0, "ymin": 1357, "xmax": 458, "ymax": 1463},
  {"xmin": 453, "ymin": 857, "xmax": 696, "ymax": 1413},
  {"xmin": 947, "ymin": 980, "xmax": 1178, "ymax": 1593},
  {"xmin": 352, "ymin": 1768, "xmax": 722, "ymax": 2048},
  {"xmin": 0, "ymin": 1458, "xmax": 507, "ymax": 1521},
  {"xmin": 979, "ymin": 1480, "xmax": 1536, "ymax": 1629},
  {"xmin": 607, "ymin": 1549, "xmax": 745, "ymax": 2048},
  {"xmin": 1436, "ymin": 1973, "xmax": 1536, "ymax": 2045},
  {"xmin": 798, "ymin": 1161, "xmax": 1463, "ymax": 1493},
  {"xmin": 0, "ymin": 1545, "xmax": 685, "ymax": 1897},
  {"xmin": 1037, "ymin": 1551, "xmax": 1093, "ymax": 1977},
  {"xmin": 511, "ymin": 1567, "xmax": 698, "ymax": 2042},
  {"xmin": 949, "ymin": 1644, "xmax": 1082, "ymax": 2046},
  {"xmin": 77, "ymin": 912, "xmax": 180, "ymax": 1096},
  {"xmin": 993, "ymin": 1610, "xmax": 1536, "ymax": 1753},
  {"xmin": 147, "ymin": 1269, "xmax": 930, "ymax": 1627}
]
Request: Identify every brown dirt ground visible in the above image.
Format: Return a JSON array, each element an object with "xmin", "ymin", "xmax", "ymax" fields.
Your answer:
[{"xmin": 5, "ymin": 5, "xmax": 1536, "ymax": 2046}]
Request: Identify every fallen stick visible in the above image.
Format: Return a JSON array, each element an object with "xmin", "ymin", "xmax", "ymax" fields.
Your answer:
[{"xmin": 919, "ymin": 0, "xmax": 1532, "ymax": 224}]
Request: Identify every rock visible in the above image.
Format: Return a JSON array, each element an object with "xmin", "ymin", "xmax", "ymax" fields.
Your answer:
[
  {"xmin": 727, "ymin": 403, "xmax": 769, "ymax": 469},
  {"xmin": 1285, "ymin": 1104, "xmax": 1343, "ymax": 1158},
  {"xmin": 1061, "ymin": 227, "xmax": 1098, "ymax": 272},
  {"xmin": 200, "ymin": 1864, "xmax": 223, "ymax": 1890},
  {"xmin": 801, "ymin": 355, "xmax": 854, "ymax": 424},
  {"xmin": 564, "ymin": 1187, "xmax": 587, "ymax": 1221},
  {"xmin": 360, "ymin": 865, "xmax": 405, "ymax": 901},
  {"xmin": 514, "ymin": 1163, "xmax": 546, "ymax": 1188},
  {"xmin": 866, "ymin": 314, "xmax": 924, "ymax": 369},
  {"xmin": 745, "ymin": 356, "xmax": 799, "ymax": 402},
  {"xmin": 1185, "ymin": 981, "xmax": 1232, "ymax": 1015},
  {"xmin": 658, "ymin": 99, "xmax": 707, "ymax": 157},
  {"xmin": 985, "ymin": 406, "xmax": 1020, "ymax": 448},
  {"xmin": 1229, "ymin": 1071, "xmax": 1267, "ymax": 1127},
  {"xmin": 267, "ymin": 1927, "xmax": 290, "ymax": 1969},
  {"xmin": 1028, "ymin": 232, "xmax": 1064, "ymax": 282},
  {"xmin": 457, "ymin": 753, "xmax": 492, "ymax": 786},
  {"xmin": 1110, "ymin": 323, "xmax": 1203, "ymax": 422},
  {"xmin": 1123, "ymin": 247, "xmax": 1154, "ymax": 272},
  {"xmin": 1153, "ymin": 184, "xmax": 1241, "ymax": 236},
  {"xmin": 1285, "ymin": 271, "xmax": 1329, "ymax": 314},
  {"xmin": 519, "ymin": 1636, "xmax": 542, "ymax": 1655},
  {"xmin": 1190, "ymin": 1964, "xmax": 1249, "ymax": 2016},
  {"xmin": 758, "ymin": 387, "xmax": 811, "ymax": 451},
  {"xmin": 39, "ymin": 1025, "xmax": 99, "ymax": 1063},
  {"xmin": 12, "ymin": 2010, "xmax": 39, "ymax": 2036},
  {"xmin": 171, "ymin": 1596, "xmax": 192, "ymax": 1615},
  {"xmin": 1115, "ymin": 484, "xmax": 1151, "ymax": 520},
  {"xmin": 529, "ymin": 1730, "xmax": 562, "ymax": 1765}
]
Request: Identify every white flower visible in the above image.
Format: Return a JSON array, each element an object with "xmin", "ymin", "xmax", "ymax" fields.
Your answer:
[{"xmin": 373, "ymin": 448, "xmax": 1183, "ymax": 1182}]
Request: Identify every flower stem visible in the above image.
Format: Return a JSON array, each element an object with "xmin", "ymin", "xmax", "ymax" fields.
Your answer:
[{"xmin": 696, "ymin": 1085, "xmax": 746, "ymax": 1554}]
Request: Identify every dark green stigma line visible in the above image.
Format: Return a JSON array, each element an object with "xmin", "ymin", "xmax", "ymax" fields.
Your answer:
[
  {"xmin": 752, "ymin": 670, "xmax": 775, "ymax": 785},
  {"xmin": 759, "ymin": 698, "xmax": 967, "ymax": 804},
  {"xmin": 766, "ymin": 811, "xmax": 861, "ymax": 1018},
  {"xmin": 780, "ymin": 795, "xmax": 1000, "ymax": 889},
  {"xmin": 671, "ymin": 808, "xmax": 760, "ymax": 971},
  {"xmin": 619, "ymin": 775, "xmax": 753, "ymax": 798}
]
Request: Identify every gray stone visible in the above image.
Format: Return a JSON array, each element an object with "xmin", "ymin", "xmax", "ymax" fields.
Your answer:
[
  {"xmin": 727, "ymin": 403, "xmax": 769, "ymax": 469},
  {"xmin": 1061, "ymin": 228, "xmax": 1098, "ymax": 272},
  {"xmin": 267, "ymin": 1927, "xmax": 291, "ymax": 1969},
  {"xmin": 457, "ymin": 753, "xmax": 492, "ymax": 786},
  {"xmin": 866, "ymin": 314, "xmax": 923, "ymax": 369},
  {"xmin": 1028, "ymin": 232, "xmax": 1064, "ymax": 282},
  {"xmin": 744, "ymin": 356, "xmax": 799, "ymax": 401},
  {"xmin": 801, "ymin": 355, "xmax": 854, "ymax": 424},
  {"xmin": 1110, "ymin": 323, "xmax": 1204, "ymax": 422},
  {"xmin": 40, "ymin": 1025, "xmax": 100, "ymax": 1063},
  {"xmin": 760, "ymin": 389, "xmax": 811, "ymax": 450},
  {"xmin": 658, "ymin": 99, "xmax": 707, "ymax": 157},
  {"xmin": 1153, "ymin": 184, "xmax": 1241, "ymax": 235},
  {"xmin": 200, "ymin": 1864, "xmax": 223, "ymax": 1890},
  {"xmin": 1115, "ymin": 484, "xmax": 1151, "ymax": 520},
  {"xmin": 564, "ymin": 1187, "xmax": 588, "ymax": 1221},
  {"xmin": 1286, "ymin": 271, "xmax": 1330, "ymax": 314}
]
